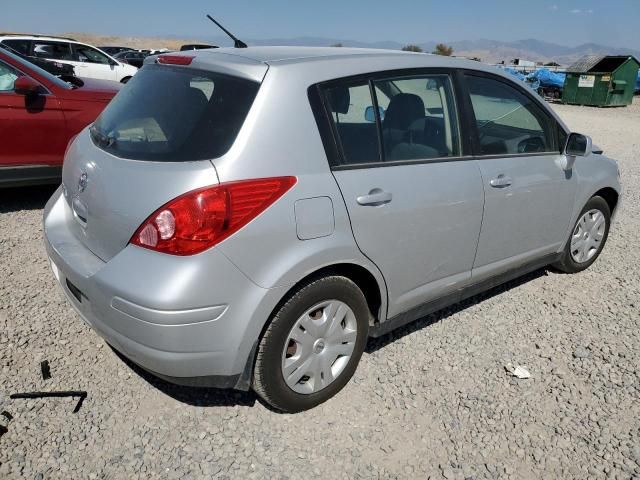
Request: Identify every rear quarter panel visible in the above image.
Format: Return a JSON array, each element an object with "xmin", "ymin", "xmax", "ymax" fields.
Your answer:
[{"xmin": 211, "ymin": 65, "xmax": 388, "ymax": 318}]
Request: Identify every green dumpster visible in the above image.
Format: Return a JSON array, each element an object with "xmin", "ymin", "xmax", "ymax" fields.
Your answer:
[{"xmin": 563, "ymin": 55, "xmax": 640, "ymax": 107}]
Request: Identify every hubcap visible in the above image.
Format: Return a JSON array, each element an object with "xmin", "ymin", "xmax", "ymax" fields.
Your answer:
[
  {"xmin": 281, "ymin": 300, "xmax": 358, "ymax": 395},
  {"xmin": 570, "ymin": 209, "xmax": 606, "ymax": 264}
]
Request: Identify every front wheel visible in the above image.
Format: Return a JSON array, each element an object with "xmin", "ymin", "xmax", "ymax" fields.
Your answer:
[
  {"xmin": 553, "ymin": 196, "xmax": 611, "ymax": 273},
  {"xmin": 253, "ymin": 276, "xmax": 369, "ymax": 413}
]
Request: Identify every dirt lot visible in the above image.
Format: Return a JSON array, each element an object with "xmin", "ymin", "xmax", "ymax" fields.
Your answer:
[{"xmin": 1, "ymin": 98, "xmax": 639, "ymax": 480}]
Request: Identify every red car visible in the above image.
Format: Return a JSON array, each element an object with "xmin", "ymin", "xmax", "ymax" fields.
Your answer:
[{"xmin": 0, "ymin": 48, "xmax": 121, "ymax": 187}]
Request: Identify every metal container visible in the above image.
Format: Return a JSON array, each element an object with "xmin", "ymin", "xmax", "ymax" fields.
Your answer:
[{"xmin": 563, "ymin": 55, "xmax": 640, "ymax": 107}]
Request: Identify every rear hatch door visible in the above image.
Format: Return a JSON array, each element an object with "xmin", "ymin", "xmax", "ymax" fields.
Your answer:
[
  {"xmin": 62, "ymin": 134, "xmax": 221, "ymax": 262},
  {"xmin": 61, "ymin": 57, "xmax": 266, "ymax": 262}
]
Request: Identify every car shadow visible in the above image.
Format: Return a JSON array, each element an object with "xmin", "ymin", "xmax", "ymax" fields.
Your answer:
[
  {"xmin": 365, "ymin": 267, "xmax": 549, "ymax": 353},
  {"xmin": 0, "ymin": 184, "xmax": 58, "ymax": 214},
  {"xmin": 110, "ymin": 347, "xmax": 259, "ymax": 408}
]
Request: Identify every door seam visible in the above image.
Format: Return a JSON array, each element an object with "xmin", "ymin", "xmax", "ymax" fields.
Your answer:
[
  {"xmin": 328, "ymin": 169, "xmax": 390, "ymax": 323},
  {"xmin": 470, "ymin": 159, "xmax": 487, "ymax": 277}
]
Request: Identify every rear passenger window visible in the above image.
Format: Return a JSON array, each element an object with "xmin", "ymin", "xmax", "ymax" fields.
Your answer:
[
  {"xmin": 323, "ymin": 82, "xmax": 381, "ymax": 165},
  {"xmin": 374, "ymin": 75, "xmax": 460, "ymax": 161},
  {"xmin": 32, "ymin": 41, "xmax": 73, "ymax": 61},
  {"xmin": 466, "ymin": 74, "xmax": 556, "ymax": 155}
]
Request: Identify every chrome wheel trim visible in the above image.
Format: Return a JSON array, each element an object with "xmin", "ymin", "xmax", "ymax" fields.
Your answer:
[
  {"xmin": 570, "ymin": 209, "xmax": 606, "ymax": 264},
  {"xmin": 281, "ymin": 300, "xmax": 358, "ymax": 395}
]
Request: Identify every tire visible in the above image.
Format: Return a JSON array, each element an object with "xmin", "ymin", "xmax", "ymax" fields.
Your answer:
[
  {"xmin": 553, "ymin": 196, "xmax": 611, "ymax": 273},
  {"xmin": 120, "ymin": 76, "xmax": 131, "ymax": 84},
  {"xmin": 253, "ymin": 276, "xmax": 369, "ymax": 413}
]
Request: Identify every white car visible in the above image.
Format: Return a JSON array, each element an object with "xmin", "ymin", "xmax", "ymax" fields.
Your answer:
[{"xmin": 0, "ymin": 35, "xmax": 138, "ymax": 83}]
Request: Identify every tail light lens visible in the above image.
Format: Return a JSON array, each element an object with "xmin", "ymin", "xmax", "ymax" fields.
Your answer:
[{"xmin": 131, "ymin": 177, "xmax": 297, "ymax": 255}]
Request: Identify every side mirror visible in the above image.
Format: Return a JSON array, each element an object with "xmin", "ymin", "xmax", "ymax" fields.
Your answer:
[
  {"xmin": 14, "ymin": 76, "xmax": 41, "ymax": 95},
  {"xmin": 565, "ymin": 132, "xmax": 592, "ymax": 157},
  {"xmin": 364, "ymin": 105, "xmax": 385, "ymax": 122}
]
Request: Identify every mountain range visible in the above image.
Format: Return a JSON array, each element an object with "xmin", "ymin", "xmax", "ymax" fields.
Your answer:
[
  {"xmin": 62, "ymin": 31, "xmax": 640, "ymax": 66},
  {"xmin": 190, "ymin": 36, "xmax": 640, "ymax": 65}
]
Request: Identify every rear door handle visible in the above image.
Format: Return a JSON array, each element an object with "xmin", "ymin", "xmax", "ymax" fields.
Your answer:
[
  {"xmin": 357, "ymin": 189, "xmax": 392, "ymax": 206},
  {"xmin": 489, "ymin": 175, "xmax": 513, "ymax": 188}
]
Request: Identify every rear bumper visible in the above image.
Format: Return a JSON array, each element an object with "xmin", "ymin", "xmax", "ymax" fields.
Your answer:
[{"xmin": 43, "ymin": 187, "xmax": 288, "ymax": 389}]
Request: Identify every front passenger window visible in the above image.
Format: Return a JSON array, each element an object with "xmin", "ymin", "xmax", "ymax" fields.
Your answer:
[
  {"xmin": 73, "ymin": 45, "xmax": 110, "ymax": 64},
  {"xmin": 466, "ymin": 75, "xmax": 556, "ymax": 155}
]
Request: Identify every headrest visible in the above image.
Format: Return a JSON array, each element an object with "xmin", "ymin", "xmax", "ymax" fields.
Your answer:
[
  {"xmin": 327, "ymin": 86, "xmax": 350, "ymax": 115},
  {"xmin": 383, "ymin": 93, "xmax": 425, "ymax": 130}
]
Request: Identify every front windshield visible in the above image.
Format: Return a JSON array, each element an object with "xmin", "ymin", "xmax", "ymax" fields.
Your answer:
[{"xmin": 0, "ymin": 46, "xmax": 73, "ymax": 90}]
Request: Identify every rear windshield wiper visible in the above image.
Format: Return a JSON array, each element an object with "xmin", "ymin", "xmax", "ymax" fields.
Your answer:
[{"xmin": 90, "ymin": 126, "xmax": 117, "ymax": 148}]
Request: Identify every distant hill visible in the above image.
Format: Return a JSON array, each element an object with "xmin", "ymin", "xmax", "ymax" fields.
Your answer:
[
  {"xmin": 32, "ymin": 31, "xmax": 640, "ymax": 66},
  {"xmin": 188, "ymin": 35, "xmax": 640, "ymax": 64},
  {"xmin": 439, "ymin": 39, "xmax": 640, "ymax": 64}
]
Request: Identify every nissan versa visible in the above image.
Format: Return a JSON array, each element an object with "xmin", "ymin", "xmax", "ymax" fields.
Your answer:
[{"xmin": 43, "ymin": 47, "xmax": 621, "ymax": 412}]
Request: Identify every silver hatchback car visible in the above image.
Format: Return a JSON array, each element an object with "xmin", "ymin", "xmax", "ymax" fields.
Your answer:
[{"xmin": 44, "ymin": 47, "xmax": 621, "ymax": 412}]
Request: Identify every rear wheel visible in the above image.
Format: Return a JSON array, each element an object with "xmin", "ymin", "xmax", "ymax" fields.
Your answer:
[
  {"xmin": 253, "ymin": 276, "xmax": 369, "ymax": 412},
  {"xmin": 553, "ymin": 196, "xmax": 611, "ymax": 273}
]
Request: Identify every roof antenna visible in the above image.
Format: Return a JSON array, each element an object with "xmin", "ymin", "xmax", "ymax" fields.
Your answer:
[{"xmin": 206, "ymin": 14, "xmax": 248, "ymax": 48}]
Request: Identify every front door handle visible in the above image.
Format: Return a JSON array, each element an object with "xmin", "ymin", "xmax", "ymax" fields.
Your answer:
[
  {"xmin": 489, "ymin": 174, "xmax": 513, "ymax": 188},
  {"xmin": 357, "ymin": 189, "xmax": 392, "ymax": 206}
]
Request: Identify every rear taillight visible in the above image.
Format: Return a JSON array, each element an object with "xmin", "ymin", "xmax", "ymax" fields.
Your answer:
[{"xmin": 130, "ymin": 177, "xmax": 296, "ymax": 255}]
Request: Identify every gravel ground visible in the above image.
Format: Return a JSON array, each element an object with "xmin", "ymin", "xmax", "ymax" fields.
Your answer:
[{"xmin": 1, "ymin": 98, "xmax": 639, "ymax": 480}]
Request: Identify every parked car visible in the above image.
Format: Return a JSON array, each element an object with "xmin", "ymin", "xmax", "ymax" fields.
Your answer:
[
  {"xmin": 43, "ymin": 47, "xmax": 621, "ymax": 412},
  {"xmin": 0, "ymin": 42, "xmax": 75, "ymax": 78},
  {"xmin": 0, "ymin": 48, "xmax": 121, "ymax": 187},
  {"xmin": 113, "ymin": 50, "xmax": 150, "ymax": 68},
  {"xmin": 0, "ymin": 35, "xmax": 138, "ymax": 83},
  {"xmin": 99, "ymin": 46, "xmax": 134, "ymax": 56}
]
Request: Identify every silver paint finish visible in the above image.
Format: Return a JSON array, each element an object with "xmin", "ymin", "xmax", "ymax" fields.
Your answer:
[
  {"xmin": 61, "ymin": 132, "xmax": 219, "ymax": 262},
  {"xmin": 294, "ymin": 197, "xmax": 335, "ymax": 240},
  {"xmin": 44, "ymin": 47, "xmax": 621, "ymax": 385},
  {"xmin": 333, "ymin": 161, "xmax": 484, "ymax": 318},
  {"xmin": 473, "ymin": 154, "xmax": 577, "ymax": 275}
]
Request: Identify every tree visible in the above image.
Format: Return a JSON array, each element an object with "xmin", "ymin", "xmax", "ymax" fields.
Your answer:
[
  {"xmin": 432, "ymin": 43, "xmax": 454, "ymax": 56},
  {"xmin": 330, "ymin": 43, "xmax": 343, "ymax": 47},
  {"xmin": 401, "ymin": 44, "xmax": 423, "ymax": 53}
]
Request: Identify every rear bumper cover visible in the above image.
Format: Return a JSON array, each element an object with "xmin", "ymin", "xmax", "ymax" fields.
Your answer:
[{"xmin": 43, "ymin": 187, "xmax": 288, "ymax": 389}]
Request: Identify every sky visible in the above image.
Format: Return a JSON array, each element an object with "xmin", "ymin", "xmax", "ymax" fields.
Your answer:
[{"xmin": 2, "ymin": 0, "xmax": 639, "ymax": 49}]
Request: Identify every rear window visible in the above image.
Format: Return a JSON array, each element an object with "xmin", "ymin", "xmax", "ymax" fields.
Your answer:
[
  {"xmin": 90, "ymin": 65, "xmax": 260, "ymax": 161},
  {"xmin": 2, "ymin": 39, "xmax": 31, "ymax": 56}
]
